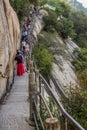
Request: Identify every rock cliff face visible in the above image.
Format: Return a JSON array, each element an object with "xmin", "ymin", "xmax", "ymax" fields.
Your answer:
[
  {"xmin": 51, "ymin": 36, "xmax": 79, "ymax": 94},
  {"xmin": 0, "ymin": 0, "xmax": 20, "ymax": 98},
  {"xmin": 30, "ymin": 10, "xmax": 79, "ymax": 95},
  {"xmin": 28, "ymin": 9, "xmax": 47, "ymax": 45}
]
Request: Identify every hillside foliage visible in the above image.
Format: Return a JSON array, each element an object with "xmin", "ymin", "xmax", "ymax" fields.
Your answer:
[
  {"xmin": 63, "ymin": 48, "xmax": 87, "ymax": 129},
  {"xmin": 9, "ymin": 0, "xmax": 30, "ymax": 22},
  {"xmin": 33, "ymin": 43, "xmax": 53, "ymax": 79},
  {"xmin": 65, "ymin": 0, "xmax": 87, "ymax": 14},
  {"xmin": 40, "ymin": 0, "xmax": 87, "ymax": 48}
]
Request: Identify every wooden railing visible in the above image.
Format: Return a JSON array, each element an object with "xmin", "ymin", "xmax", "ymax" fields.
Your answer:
[{"xmin": 29, "ymin": 61, "xmax": 85, "ymax": 130}]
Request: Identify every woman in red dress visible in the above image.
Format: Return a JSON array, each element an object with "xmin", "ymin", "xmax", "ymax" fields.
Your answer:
[{"xmin": 15, "ymin": 51, "xmax": 25, "ymax": 76}]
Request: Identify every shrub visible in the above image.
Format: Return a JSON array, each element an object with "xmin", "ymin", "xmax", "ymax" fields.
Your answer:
[
  {"xmin": 43, "ymin": 10, "xmax": 57, "ymax": 32},
  {"xmin": 57, "ymin": 18, "xmax": 75, "ymax": 38},
  {"xmin": 9, "ymin": 0, "xmax": 30, "ymax": 22},
  {"xmin": 66, "ymin": 48, "xmax": 87, "ymax": 129},
  {"xmin": 33, "ymin": 44, "xmax": 53, "ymax": 79},
  {"xmin": 63, "ymin": 87, "xmax": 87, "ymax": 129}
]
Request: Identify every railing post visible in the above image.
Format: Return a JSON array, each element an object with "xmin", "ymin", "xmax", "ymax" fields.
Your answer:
[
  {"xmin": 60, "ymin": 115, "xmax": 68, "ymax": 130},
  {"xmin": 65, "ymin": 118, "xmax": 68, "ymax": 130},
  {"xmin": 35, "ymin": 69, "xmax": 39, "ymax": 88},
  {"xmin": 45, "ymin": 117, "xmax": 59, "ymax": 130},
  {"xmin": 39, "ymin": 76, "xmax": 42, "ymax": 115},
  {"xmin": 29, "ymin": 61, "xmax": 37, "ymax": 125}
]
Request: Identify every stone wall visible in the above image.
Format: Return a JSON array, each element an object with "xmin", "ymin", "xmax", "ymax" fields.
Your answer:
[{"xmin": 0, "ymin": 0, "xmax": 20, "ymax": 99}]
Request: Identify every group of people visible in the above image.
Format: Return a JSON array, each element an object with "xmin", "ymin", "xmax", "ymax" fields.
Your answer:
[
  {"xmin": 15, "ymin": 40, "xmax": 30, "ymax": 76},
  {"xmin": 22, "ymin": 18, "xmax": 31, "ymax": 41},
  {"xmin": 15, "ymin": 18, "xmax": 31, "ymax": 76},
  {"xmin": 15, "ymin": 5, "xmax": 40, "ymax": 76},
  {"xmin": 15, "ymin": 50, "xmax": 25, "ymax": 76}
]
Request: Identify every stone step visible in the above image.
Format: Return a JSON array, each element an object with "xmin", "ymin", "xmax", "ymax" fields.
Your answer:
[{"xmin": 0, "ymin": 73, "xmax": 35, "ymax": 130}]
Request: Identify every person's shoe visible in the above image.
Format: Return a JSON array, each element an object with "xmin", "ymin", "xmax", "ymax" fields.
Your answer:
[{"xmin": 26, "ymin": 70, "xmax": 29, "ymax": 73}]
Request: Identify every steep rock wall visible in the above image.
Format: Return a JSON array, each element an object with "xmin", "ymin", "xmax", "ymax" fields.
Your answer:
[
  {"xmin": 0, "ymin": 0, "xmax": 20, "ymax": 98},
  {"xmin": 51, "ymin": 36, "xmax": 79, "ymax": 94},
  {"xmin": 29, "ymin": 10, "xmax": 79, "ymax": 95}
]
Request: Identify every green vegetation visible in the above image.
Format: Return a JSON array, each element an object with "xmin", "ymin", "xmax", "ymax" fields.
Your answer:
[
  {"xmin": 65, "ymin": 0, "xmax": 87, "ymax": 14},
  {"xmin": 43, "ymin": 10, "xmax": 57, "ymax": 32},
  {"xmin": 41, "ymin": 0, "xmax": 87, "ymax": 48},
  {"xmin": 73, "ymin": 48, "xmax": 87, "ymax": 93},
  {"xmin": 10, "ymin": 0, "xmax": 87, "ymax": 48},
  {"xmin": 40, "ymin": 97, "xmax": 59, "ymax": 122},
  {"xmin": 33, "ymin": 43, "xmax": 53, "ymax": 79},
  {"xmin": 62, "ymin": 48, "xmax": 87, "ymax": 129},
  {"xmin": 43, "ymin": 10, "xmax": 75, "ymax": 38},
  {"xmin": 69, "ymin": 11, "xmax": 87, "ymax": 48},
  {"xmin": 9, "ymin": 0, "xmax": 30, "ymax": 22},
  {"xmin": 9, "ymin": 0, "xmax": 87, "ymax": 47},
  {"xmin": 63, "ymin": 87, "xmax": 87, "ymax": 129},
  {"xmin": 73, "ymin": 48, "xmax": 87, "ymax": 71},
  {"xmin": 63, "ymin": 86, "xmax": 87, "ymax": 129},
  {"xmin": 41, "ymin": 1, "xmax": 87, "ymax": 128},
  {"xmin": 42, "ymin": 0, "xmax": 75, "ymax": 38},
  {"xmin": 57, "ymin": 17, "xmax": 75, "ymax": 38}
]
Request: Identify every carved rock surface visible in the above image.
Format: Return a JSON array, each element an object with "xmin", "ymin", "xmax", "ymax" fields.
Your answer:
[{"xmin": 0, "ymin": 0, "xmax": 20, "ymax": 98}]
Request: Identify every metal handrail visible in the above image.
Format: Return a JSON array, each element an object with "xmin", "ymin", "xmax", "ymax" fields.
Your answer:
[{"xmin": 39, "ymin": 74, "xmax": 85, "ymax": 130}]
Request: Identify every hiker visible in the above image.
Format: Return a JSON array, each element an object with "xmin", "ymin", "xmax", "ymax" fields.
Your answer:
[
  {"xmin": 23, "ymin": 21, "xmax": 28, "ymax": 31},
  {"xmin": 15, "ymin": 50, "xmax": 25, "ymax": 76},
  {"xmin": 21, "ymin": 39, "xmax": 26, "ymax": 49},
  {"xmin": 25, "ymin": 43, "xmax": 30, "ymax": 72},
  {"xmin": 22, "ymin": 30, "xmax": 28, "ymax": 41}
]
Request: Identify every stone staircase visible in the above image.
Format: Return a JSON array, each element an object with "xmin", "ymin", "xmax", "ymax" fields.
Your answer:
[{"xmin": 0, "ymin": 72, "xmax": 35, "ymax": 130}]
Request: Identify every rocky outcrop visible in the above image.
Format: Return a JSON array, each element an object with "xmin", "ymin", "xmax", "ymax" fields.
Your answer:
[
  {"xmin": 0, "ymin": 0, "xmax": 20, "ymax": 99},
  {"xmin": 28, "ymin": 9, "xmax": 47, "ymax": 45},
  {"xmin": 51, "ymin": 36, "xmax": 79, "ymax": 94},
  {"xmin": 27, "ymin": 9, "xmax": 79, "ymax": 95},
  {"xmin": 35, "ymin": 31, "xmax": 79, "ymax": 95}
]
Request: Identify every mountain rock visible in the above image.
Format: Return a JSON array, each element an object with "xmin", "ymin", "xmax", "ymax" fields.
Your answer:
[
  {"xmin": 0, "ymin": 0, "xmax": 20, "ymax": 98},
  {"xmin": 29, "ymin": 10, "xmax": 79, "ymax": 95}
]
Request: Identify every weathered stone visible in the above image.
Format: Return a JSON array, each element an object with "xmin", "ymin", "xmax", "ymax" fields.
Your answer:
[
  {"xmin": 0, "ymin": 0, "xmax": 20, "ymax": 98},
  {"xmin": 0, "ymin": 73, "xmax": 35, "ymax": 130},
  {"xmin": 26, "ymin": 8, "xmax": 79, "ymax": 95}
]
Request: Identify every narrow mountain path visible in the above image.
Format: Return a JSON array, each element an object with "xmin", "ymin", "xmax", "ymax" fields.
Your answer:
[
  {"xmin": 0, "ymin": 73, "xmax": 34, "ymax": 130},
  {"xmin": 0, "ymin": 8, "xmax": 45, "ymax": 130}
]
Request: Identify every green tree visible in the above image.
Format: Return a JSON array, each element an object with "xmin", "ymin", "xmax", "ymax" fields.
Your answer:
[
  {"xmin": 65, "ymin": 48, "xmax": 87, "ymax": 129},
  {"xmin": 40, "ymin": 0, "xmax": 71, "ymax": 17},
  {"xmin": 57, "ymin": 18, "xmax": 75, "ymax": 38},
  {"xmin": 9, "ymin": 0, "xmax": 30, "ymax": 22},
  {"xmin": 69, "ymin": 11, "xmax": 87, "ymax": 48},
  {"xmin": 33, "ymin": 44, "xmax": 53, "ymax": 79},
  {"xmin": 63, "ymin": 87, "xmax": 87, "ymax": 129},
  {"xmin": 29, "ymin": 0, "xmax": 38, "ymax": 5},
  {"xmin": 73, "ymin": 48, "xmax": 87, "ymax": 71},
  {"xmin": 58, "ymin": 1, "xmax": 71, "ymax": 17},
  {"xmin": 43, "ymin": 10, "xmax": 57, "ymax": 32}
]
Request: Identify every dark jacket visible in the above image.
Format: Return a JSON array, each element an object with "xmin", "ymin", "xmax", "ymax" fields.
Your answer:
[{"xmin": 15, "ymin": 54, "xmax": 23, "ymax": 64}]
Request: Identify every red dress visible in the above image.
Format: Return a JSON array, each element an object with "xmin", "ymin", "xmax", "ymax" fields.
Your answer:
[{"xmin": 15, "ymin": 54, "xmax": 25, "ymax": 76}]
